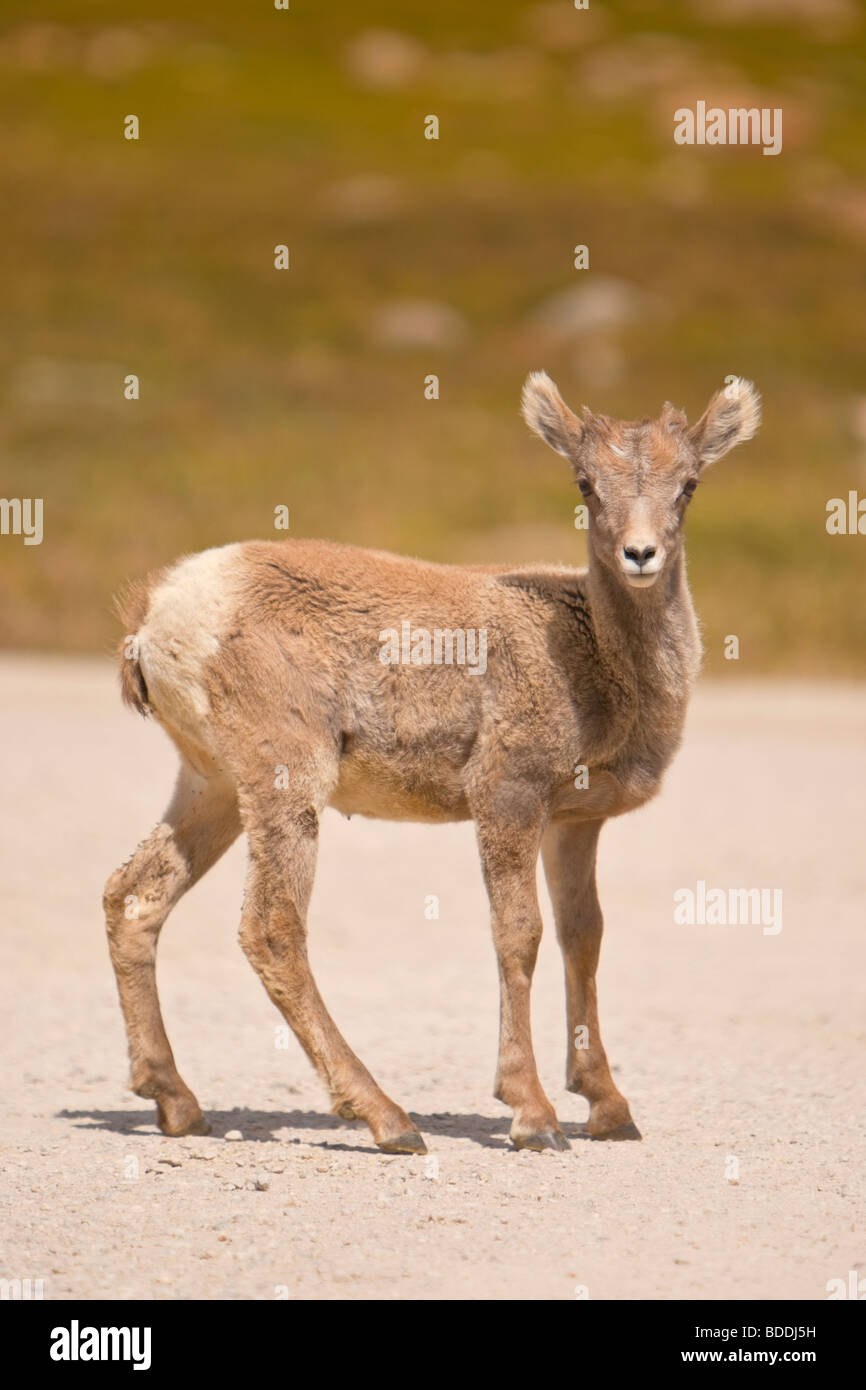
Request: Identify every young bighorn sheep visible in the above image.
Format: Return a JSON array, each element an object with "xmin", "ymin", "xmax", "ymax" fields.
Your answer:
[{"xmin": 104, "ymin": 373, "xmax": 760, "ymax": 1153}]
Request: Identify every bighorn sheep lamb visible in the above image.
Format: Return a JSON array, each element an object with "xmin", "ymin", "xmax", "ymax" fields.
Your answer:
[{"xmin": 104, "ymin": 372, "xmax": 760, "ymax": 1152}]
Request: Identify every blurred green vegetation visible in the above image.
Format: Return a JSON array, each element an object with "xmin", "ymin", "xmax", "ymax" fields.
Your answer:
[{"xmin": 1, "ymin": 0, "xmax": 865, "ymax": 671}]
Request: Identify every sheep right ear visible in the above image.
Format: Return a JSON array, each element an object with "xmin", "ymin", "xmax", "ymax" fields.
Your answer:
[{"xmin": 521, "ymin": 372, "xmax": 585, "ymax": 462}]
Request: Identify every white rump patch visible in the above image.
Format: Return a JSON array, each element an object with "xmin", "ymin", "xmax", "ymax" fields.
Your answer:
[{"xmin": 138, "ymin": 544, "xmax": 245, "ymax": 737}]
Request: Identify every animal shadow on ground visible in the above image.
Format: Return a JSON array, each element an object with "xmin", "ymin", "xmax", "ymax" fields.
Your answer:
[{"xmin": 59, "ymin": 1107, "xmax": 596, "ymax": 1151}]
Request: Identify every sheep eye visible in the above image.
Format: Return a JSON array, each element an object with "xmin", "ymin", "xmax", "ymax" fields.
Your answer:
[
  {"xmin": 577, "ymin": 477, "xmax": 595, "ymax": 499},
  {"xmin": 680, "ymin": 478, "xmax": 699, "ymax": 500}
]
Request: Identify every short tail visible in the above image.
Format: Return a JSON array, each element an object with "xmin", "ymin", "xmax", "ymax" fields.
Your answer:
[{"xmin": 114, "ymin": 577, "xmax": 154, "ymax": 716}]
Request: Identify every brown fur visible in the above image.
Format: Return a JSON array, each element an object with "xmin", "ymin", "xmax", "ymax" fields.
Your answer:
[{"xmin": 103, "ymin": 374, "xmax": 760, "ymax": 1153}]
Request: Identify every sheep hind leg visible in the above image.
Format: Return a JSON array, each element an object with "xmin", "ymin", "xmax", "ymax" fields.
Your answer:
[
  {"xmin": 238, "ymin": 764, "xmax": 426, "ymax": 1155},
  {"xmin": 103, "ymin": 763, "xmax": 241, "ymax": 1136}
]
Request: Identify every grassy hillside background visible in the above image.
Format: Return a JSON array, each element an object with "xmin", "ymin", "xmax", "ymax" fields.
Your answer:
[{"xmin": 1, "ymin": 0, "xmax": 865, "ymax": 671}]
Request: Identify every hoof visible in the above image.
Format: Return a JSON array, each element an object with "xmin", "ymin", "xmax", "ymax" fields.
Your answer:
[
  {"xmin": 156, "ymin": 1102, "xmax": 211, "ymax": 1137},
  {"xmin": 512, "ymin": 1128, "xmax": 571, "ymax": 1153},
  {"xmin": 186, "ymin": 1114, "xmax": 213, "ymax": 1136},
  {"xmin": 591, "ymin": 1120, "xmax": 642, "ymax": 1142},
  {"xmin": 377, "ymin": 1131, "xmax": 427, "ymax": 1155}
]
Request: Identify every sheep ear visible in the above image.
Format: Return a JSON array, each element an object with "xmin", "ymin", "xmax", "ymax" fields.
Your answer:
[
  {"xmin": 689, "ymin": 379, "xmax": 761, "ymax": 466},
  {"xmin": 521, "ymin": 371, "xmax": 585, "ymax": 462}
]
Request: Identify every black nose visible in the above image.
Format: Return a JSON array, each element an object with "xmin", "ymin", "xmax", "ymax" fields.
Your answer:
[{"xmin": 623, "ymin": 545, "xmax": 657, "ymax": 567}]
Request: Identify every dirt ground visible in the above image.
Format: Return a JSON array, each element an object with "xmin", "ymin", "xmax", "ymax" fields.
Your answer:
[{"xmin": 1, "ymin": 656, "xmax": 863, "ymax": 1301}]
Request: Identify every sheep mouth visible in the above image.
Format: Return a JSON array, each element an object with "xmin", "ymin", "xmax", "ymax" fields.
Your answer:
[{"xmin": 621, "ymin": 567, "xmax": 662, "ymax": 589}]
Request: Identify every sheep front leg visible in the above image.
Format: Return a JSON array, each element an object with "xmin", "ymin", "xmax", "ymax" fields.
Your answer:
[
  {"xmin": 474, "ymin": 801, "xmax": 569, "ymax": 1152},
  {"xmin": 541, "ymin": 819, "xmax": 640, "ymax": 1140}
]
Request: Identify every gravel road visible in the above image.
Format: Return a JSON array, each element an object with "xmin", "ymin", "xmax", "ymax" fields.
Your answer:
[{"xmin": 1, "ymin": 657, "xmax": 863, "ymax": 1300}]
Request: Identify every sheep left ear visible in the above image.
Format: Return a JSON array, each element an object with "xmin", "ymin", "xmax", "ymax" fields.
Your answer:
[{"xmin": 688, "ymin": 379, "xmax": 761, "ymax": 466}]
